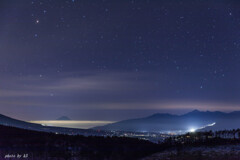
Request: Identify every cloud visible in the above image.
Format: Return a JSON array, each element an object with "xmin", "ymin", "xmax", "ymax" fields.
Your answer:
[
  {"xmin": 0, "ymin": 71, "xmax": 240, "ymax": 120},
  {"xmin": 0, "ymin": 71, "xmax": 158, "ymax": 106}
]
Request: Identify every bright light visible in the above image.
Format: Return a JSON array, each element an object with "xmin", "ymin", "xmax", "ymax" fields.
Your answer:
[
  {"xmin": 208, "ymin": 122, "xmax": 216, "ymax": 127},
  {"xmin": 189, "ymin": 128, "xmax": 196, "ymax": 132}
]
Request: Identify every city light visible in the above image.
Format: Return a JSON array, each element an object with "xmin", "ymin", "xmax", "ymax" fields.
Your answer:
[{"xmin": 189, "ymin": 128, "xmax": 196, "ymax": 132}]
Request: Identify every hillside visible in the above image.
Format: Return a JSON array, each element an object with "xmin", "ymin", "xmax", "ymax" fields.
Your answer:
[{"xmin": 0, "ymin": 124, "xmax": 158, "ymax": 160}]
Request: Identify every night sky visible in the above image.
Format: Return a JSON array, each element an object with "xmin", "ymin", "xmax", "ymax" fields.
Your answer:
[{"xmin": 0, "ymin": 0, "xmax": 240, "ymax": 121}]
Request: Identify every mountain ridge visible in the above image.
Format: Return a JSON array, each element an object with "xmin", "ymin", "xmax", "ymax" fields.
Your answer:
[
  {"xmin": 57, "ymin": 116, "xmax": 71, "ymax": 120},
  {"xmin": 0, "ymin": 113, "xmax": 102, "ymax": 136},
  {"xmin": 93, "ymin": 110, "xmax": 240, "ymax": 132}
]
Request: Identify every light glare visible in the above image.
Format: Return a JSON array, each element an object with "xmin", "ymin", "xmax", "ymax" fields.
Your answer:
[{"xmin": 189, "ymin": 128, "xmax": 196, "ymax": 132}]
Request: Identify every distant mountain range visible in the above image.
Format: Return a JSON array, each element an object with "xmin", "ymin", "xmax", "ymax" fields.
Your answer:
[
  {"xmin": 93, "ymin": 110, "xmax": 240, "ymax": 132},
  {"xmin": 0, "ymin": 114, "xmax": 103, "ymax": 136},
  {"xmin": 57, "ymin": 116, "xmax": 71, "ymax": 120},
  {"xmin": 2, "ymin": 110, "xmax": 240, "ymax": 134}
]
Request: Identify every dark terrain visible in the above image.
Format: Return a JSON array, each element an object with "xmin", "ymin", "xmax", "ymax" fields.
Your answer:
[
  {"xmin": 0, "ymin": 125, "xmax": 159, "ymax": 160},
  {"xmin": 1, "ymin": 123, "xmax": 240, "ymax": 159}
]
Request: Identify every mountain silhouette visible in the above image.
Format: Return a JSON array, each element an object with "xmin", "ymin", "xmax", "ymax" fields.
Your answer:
[
  {"xmin": 93, "ymin": 110, "xmax": 240, "ymax": 132},
  {"xmin": 0, "ymin": 114, "xmax": 97, "ymax": 136},
  {"xmin": 57, "ymin": 116, "xmax": 71, "ymax": 120}
]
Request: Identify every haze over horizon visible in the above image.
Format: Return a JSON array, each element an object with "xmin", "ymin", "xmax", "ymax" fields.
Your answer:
[{"xmin": 0, "ymin": 0, "xmax": 240, "ymax": 121}]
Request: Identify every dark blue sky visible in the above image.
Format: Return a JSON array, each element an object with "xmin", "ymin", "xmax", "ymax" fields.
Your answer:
[{"xmin": 0, "ymin": 0, "xmax": 240, "ymax": 121}]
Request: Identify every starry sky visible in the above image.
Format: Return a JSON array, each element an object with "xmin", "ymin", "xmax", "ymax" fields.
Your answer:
[{"xmin": 0, "ymin": 0, "xmax": 240, "ymax": 121}]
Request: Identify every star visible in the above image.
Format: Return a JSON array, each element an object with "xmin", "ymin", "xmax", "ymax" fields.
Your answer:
[{"xmin": 35, "ymin": 19, "xmax": 40, "ymax": 24}]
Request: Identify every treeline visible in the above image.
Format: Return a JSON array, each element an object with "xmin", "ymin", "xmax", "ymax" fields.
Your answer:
[{"xmin": 161, "ymin": 129, "xmax": 240, "ymax": 149}]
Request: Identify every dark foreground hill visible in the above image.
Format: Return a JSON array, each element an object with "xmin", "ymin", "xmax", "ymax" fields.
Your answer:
[
  {"xmin": 93, "ymin": 110, "xmax": 240, "ymax": 132},
  {"xmin": 1, "ymin": 124, "xmax": 240, "ymax": 160},
  {"xmin": 0, "ymin": 124, "xmax": 159, "ymax": 160}
]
